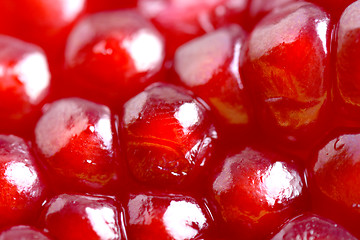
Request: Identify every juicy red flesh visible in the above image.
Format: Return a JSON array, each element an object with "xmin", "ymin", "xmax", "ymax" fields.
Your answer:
[
  {"xmin": 126, "ymin": 193, "xmax": 212, "ymax": 239},
  {"xmin": 1, "ymin": 1, "xmax": 360, "ymax": 239},
  {"xmin": 0, "ymin": 226, "xmax": 51, "ymax": 240},
  {"xmin": 0, "ymin": 135, "xmax": 46, "ymax": 227},
  {"xmin": 210, "ymin": 146, "xmax": 306, "ymax": 239},
  {"xmin": 64, "ymin": 10, "xmax": 165, "ymax": 106},
  {"xmin": 242, "ymin": 1, "xmax": 332, "ymax": 144},
  {"xmin": 121, "ymin": 82, "xmax": 217, "ymax": 187},
  {"xmin": 41, "ymin": 194, "xmax": 123, "ymax": 240},
  {"xmin": 34, "ymin": 98, "xmax": 120, "ymax": 193},
  {"xmin": 0, "ymin": 35, "xmax": 50, "ymax": 135}
]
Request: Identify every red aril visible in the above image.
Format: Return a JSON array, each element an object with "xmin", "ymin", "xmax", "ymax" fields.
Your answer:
[
  {"xmin": 0, "ymin": 135, "xmax": 46, "ymax": 228},
  {"xmin": 121, "ymin": 82, "xmax": 217, "ymax": 188},
  {"xmin": 242, "ymin": 1, "xmax": 332, "ymax": 145},
  {"xmin": 64, "ymin": 10, "xmax": 165, "ymax": 106},
  {"xmin": 41, "ymin": 194, "xmax": 124, "ymax": 240},
  {"xmin": 0, "ymin": 35, "xmax": 50, "ymax": 135},
  {"xmin": 310, "ymin": 131, "xmax": 360, "ymax": 237},
  {"xmin": 34, "ymin": 98, "xmax": 120, "ymax": 193},
  {"xmin": 209, "ymin": 146, "xmax": 306, "ymax": 239}
]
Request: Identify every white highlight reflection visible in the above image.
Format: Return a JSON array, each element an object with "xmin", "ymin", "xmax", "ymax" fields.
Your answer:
[
  {"xmin": 14, "ymin": 52, "xmax": 50, "ymax": 104},
  {"xmin": 0, "ymin": 65, "xmax": 4, "ymax": 77},
  {"xmin": 5, "ymin": 162, "xmax": 37, "ymax": 193},
  {"xmin": 63, "ymin": 0, "xmax": 85, "ymax": 22},
  {"xmin": 174, "ymin": 103, "xmax": 199, "ymax": 134},
  {"xmin": 123, "ymin": 29, "xmax": 164, "ymax": 72},
  {"xmin": 163, "ymin": 200, "xmax": 206, "ymax": 240},
  {"xmin": 86, "ymin": 207, "xmax": 119, "ymax": 240},
  {"xmin": 316, "ymin": 20, "xmax": 329, "ymax": 54},
  {"xmin": 261, "ymin": 162, "xmax": 303, "ymax": 205},
  {"xmin": 230, "ymin": 41, "xmax": 243, "ymax": 89},
  {"xmin": 95, "ymin": 116, "xmax": 113, "ymax": 150}
]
